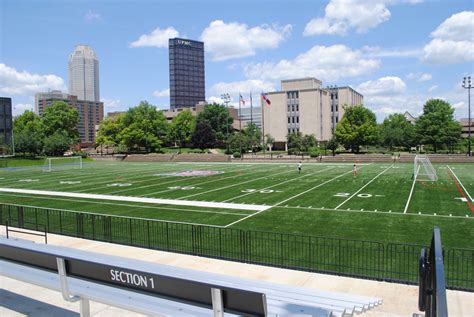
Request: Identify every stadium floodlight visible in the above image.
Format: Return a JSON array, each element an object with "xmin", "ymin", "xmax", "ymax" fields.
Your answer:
[
  {"xmin": 414, "ymin": 155, "xmax": 437, "ymax": 181},
  {"xmin": 44, "ymin": 156, "xmax": 83, "ymax": 172},
  {"xmin": 221, "ymin": 93, "xmax": 231, "ymax": 154},
  {"xmin": 462, "ymin": 76, "xmax": 472, "ymax": 156}
]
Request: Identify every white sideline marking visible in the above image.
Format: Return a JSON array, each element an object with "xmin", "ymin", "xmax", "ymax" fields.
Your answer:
[
  {"xmin": 404, "ymin": 166, "xmax": 420, "ymax": 214},
  {"xmin": 222, "ymin": 166, "xmax": 334, "ymax": 202},
  {"xmin": 447, "ymin": 165, "xmax": 473, "ymax": 202},
  {"xmin": 273, "ymin": 164, "xmax": 372, "ymax": 207},
  {"xmin": 0, "ymin": 188, "xmax": 270, "ymax": 212},
  {"xmin": 335, "ymin": 165, "xmax": 393, "ymax": 209}
]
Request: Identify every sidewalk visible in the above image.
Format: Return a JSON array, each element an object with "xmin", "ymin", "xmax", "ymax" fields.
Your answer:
[{"xmin": 1, "ymin": 227, "xmax": 472, "ymax": 316}]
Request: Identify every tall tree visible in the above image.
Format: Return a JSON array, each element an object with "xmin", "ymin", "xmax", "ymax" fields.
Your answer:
[
  {"xmin": 335, "ymin": 105, "xmax": 378, "ymax": 153},
  {"xmin": 191, "ymin": 120, "xmax": 215, "ymax": 150},
  {"xmin": 196, "ymin": 104, "xmax": 233, "ymax": 145},
  {"xmin": 12, "ymin": 111, "xmax": 44, "ymax": 156},
  {"xmin": 326, "ymin": 136, "xmax": 339, "ymax": 156},
  {"xmin": 42, "ymin": 101, "xmax": 80, "ymax": 142},
  {"xmin": 380, "ymin": 113, "xmax": 416, "ymax": 150},
  {"xmin": 287, "ymin": 132, "xmax": 304, "ymax": 154},
  {"xmin": 96, "ymin": 114, "xmax": 125, "ymax": 149},
  {"xmin": 118, "ymin": 101, "xmax": 168, "ymax": 152},
  {"xmin": 42, "ymin": 130, "xmax": 73, "ymax": 156},
  {"xmin": 168, "ymin": 109, "xmax": 196, "ymax": 147},
  {"xmin": 302, "ymin": 134, "xmax": 317, "ymax": 152},
  {"xmin": 415, "ymin": 99, "xmax": 462, "ymax": 153}
]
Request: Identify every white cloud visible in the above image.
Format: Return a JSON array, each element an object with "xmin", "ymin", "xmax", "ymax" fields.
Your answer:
[
  {"xmin": 13, "ymin": 103, "xmax": 33, "ymax": 116},
  {"xmin": 85, "ymin": 10, "xmax": 102, "ymax": 22},
  {"xmin": 422, "ymin": 11, "xmax": 474, "ymax": 64},
  {"xmin": 201, "ymin": 20, "xmax": 292, "ymax": 61},
  {"xmin": 428, "ymin": 85, "xmax": 438, "ymax": 92},
  {"xmin": 153, "ymin": 89, "xmax": 170, "ymax": 98},
  {"xmin": 0, "ymin": 63, "xmax": 66, "ymax": 96},
  {"xmin": 207, "ymin": 96, "xmax": 224, "ymax": 104},
  {"xmin": 129, "ymin": 27, "xmax": 179, "ymax": 48},
  {"xmin": 357, "ymin": 76, "xmax": 406, "ymax": 96},
  {"xmin": 101, "ymin": 98, "xmax": 126, "ymax": 114},
  {"xmin": 304, "ymin": 0, "xmax": 423, "ymax": 36},
  {"xmin": 362, "ymin": 46, "xmax": 422, "ymax": 58},
  {"xmin": 244, "ymin": 45, "xmax": 380, "ymax": 82},
  {"xmin": 407, "ymin": 72, "xmax": 432, "ymax": 81},
  {"xmin": 209, "ymin": 79, "xmax": 275, "ymax": 96}
]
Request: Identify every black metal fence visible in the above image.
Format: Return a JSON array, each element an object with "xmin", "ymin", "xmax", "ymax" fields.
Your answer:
[{"xmin": 1, "ymin": 203, "xmax": 472, "ymax": 291}]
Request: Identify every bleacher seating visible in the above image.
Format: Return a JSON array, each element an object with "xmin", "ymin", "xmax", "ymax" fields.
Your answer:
[{"xmin": 1, "ymin": 237, "xmax": 382, "ymax": 317}]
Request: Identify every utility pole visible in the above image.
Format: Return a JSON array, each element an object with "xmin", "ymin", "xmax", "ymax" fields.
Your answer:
[
  {"xmin": 462, "ymin": 76, "xmax": 472, "ymax": 156},
  {"xmin": 221, "ymin": 93, "xmax": 231, "ymax": 155}
]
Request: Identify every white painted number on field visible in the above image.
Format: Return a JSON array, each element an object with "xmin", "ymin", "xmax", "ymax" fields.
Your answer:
[
  {"xmin": 107, "ymin": 183, "xmax": 132, "ymax": 187},
  {"xmin": 60, "ymin": 181, "xmax": 81, "ymax": 184},
  {"xmin": 334, "ymin": 192, "xmax": 374, "ymax": 198},
  {"xmin": 168, "ymin": 186, "xmax": 200, "ymax": 190},
  {"xmin": 19, "ymin": 179, "xmax": 39, "ymax": 182},
  {"xmin": 242, "ymin": 189, "xmax": 283, "ymax": 194}
]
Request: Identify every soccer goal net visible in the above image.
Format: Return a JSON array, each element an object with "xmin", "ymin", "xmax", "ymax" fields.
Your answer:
[
  {"xmin": 44, "ymin": 156, "xmax": 83, "ymax": 172},
  {"xmin": 414, "ymin": 155, "xmax": 437, "ymax": 181}
]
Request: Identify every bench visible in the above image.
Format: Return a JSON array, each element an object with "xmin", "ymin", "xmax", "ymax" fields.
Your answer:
[{"xmin": 0, "ymin": 237, "xmax": 382, "ymax": 316}]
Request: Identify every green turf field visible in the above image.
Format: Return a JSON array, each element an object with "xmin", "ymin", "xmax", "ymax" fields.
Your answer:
[{"xmin": 0, "ymin": 160, "xmax": 473, "ymax": 249}]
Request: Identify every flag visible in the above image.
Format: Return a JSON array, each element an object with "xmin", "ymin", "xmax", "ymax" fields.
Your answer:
[
  {"xmin": 239, "ymin": 94, "xmax": 245, "ymax": 105},
  {"xmin": 262, "ymin": 93, "xmax": 271, "ymax": 106}
]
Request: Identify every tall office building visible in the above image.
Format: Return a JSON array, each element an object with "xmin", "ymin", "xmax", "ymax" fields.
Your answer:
[
  {"xmin": 35, "ymin": 91, "xmax": 104, "ymax": 146},
  {"xmin": 69, "ymin": 45, "xmax": 100, "ymax": 102},
  {"xmin": 169, "ymin": 38, "xmax": 205, "ymax": 109},
  {"xmin": 264, "ymin": 78, "xmax": 363, "ymax": 150},
  {"xmin": 0, "ymin": 97, "xmax": 13, "ymax": 150}
]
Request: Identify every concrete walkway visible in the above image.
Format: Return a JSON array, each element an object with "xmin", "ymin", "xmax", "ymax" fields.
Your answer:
[{"xmin": 1, "ymin": 227, "xmax": 472, "ymax": 316}]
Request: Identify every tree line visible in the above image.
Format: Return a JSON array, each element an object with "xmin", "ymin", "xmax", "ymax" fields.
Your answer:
[{"xmin": 12, "ymin": 98, "xmax": 468, "ymax": 157}]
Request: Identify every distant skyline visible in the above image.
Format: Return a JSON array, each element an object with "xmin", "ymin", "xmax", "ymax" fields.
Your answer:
[{"xmin": 0, "ymin": 0, "xmax": 473, "ymax": 121}]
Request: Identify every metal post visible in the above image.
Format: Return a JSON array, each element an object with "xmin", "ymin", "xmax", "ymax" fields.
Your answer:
[
  {"xmin": 211, "ymin": 288, "xmax": 224, "ymax": 317},
  {"xmin": 462, "ymin": 76, "xmax": 472, "ymax": 156},
  {"xmin": 239, "ymin": 92, "xmax": 242, "ymax": 159},
  {"xmin": 221, "ymin": 93, "xmax": 231, "ymax": 155},
  {"xmin": 80, "ymin": 299, "xmax": 91, "ymax": 317},
  {"xmin": 56, "ymin": 257, "xmax": 80, "ymax": 302}
]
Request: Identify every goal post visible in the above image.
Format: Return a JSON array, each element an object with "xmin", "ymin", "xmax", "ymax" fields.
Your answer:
[
  {"xmin": 414, "ymin": 155, "xmax": 438, "ymax": 181},
  {"xmin": 44, "ymin": 156, "xmax": 83, "ymax": 172}
]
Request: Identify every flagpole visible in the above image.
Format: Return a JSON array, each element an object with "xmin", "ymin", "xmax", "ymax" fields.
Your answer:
[
  {"xmin": 239, "ymin": 93, "xmax": 242, "ymax": 159},
  {"xmin": 261, "ymin": 93, "xmax": 265, "ymax": 157},
  {"xmin": 250, "ymin": 92, "xmax": 253, "ymax": 125}
]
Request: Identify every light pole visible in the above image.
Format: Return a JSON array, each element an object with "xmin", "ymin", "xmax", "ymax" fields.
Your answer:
[
  {"xmin": 221, "ymin": 93, "xmax": 231, "ymax": 154},
  {"xmin": 462, "ymin": 76, "xmax": 472, "ymax": 156}
]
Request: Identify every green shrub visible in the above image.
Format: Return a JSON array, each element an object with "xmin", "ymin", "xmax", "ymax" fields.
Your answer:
[{"xmin": 233, "ymin": 152, "xmax": 241, "ymax": 158}]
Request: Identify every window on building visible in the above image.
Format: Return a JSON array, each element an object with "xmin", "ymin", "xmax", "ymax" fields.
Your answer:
[
  {"xmin": 336, "ymin": 116, "xmax": 339, "ymax": 123},
  {"xmin": 292, "ymin": 105, "xmax": 295, "ymax": 112},
  {"xmin": 296, "ymin": 105, "xmax": 299, "ymax": 111},
  {"xmin": 296, "ymin": 117, "xmax": 299, "ymax": 123},
  {"xmin": 288, "ymin": 117, "xmax": 290, "ymax": 123}
]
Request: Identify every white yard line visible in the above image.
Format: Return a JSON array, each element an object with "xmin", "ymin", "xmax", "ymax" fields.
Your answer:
[
  {"xmin": 403, "ymin": 165, "xmax": 420, "ymax": 214},
  {"xmin": 222, "ymin": 166, "xmax": 335, "ymax": 202},
  {"xmin": 0, "ymin": 188, "xmax": 270, "ymax": 212},
  {"xmin": 177, "ymin": 168, "xmax": 294, "ymax": 200},
  {"xmin": 447, "ymin": 165, "xmax": 473, "ymax": 202},
  {"xmin": 1, "ymin": 202, "xmax": 228, "ymax": 228},
  {"xmin": 335, "ymin": 164, "xmax": 393, "ymax": 210},
  {"xmin": 224, "ymin": 209, "xmax": 268, "ymax": 228},
  {"xmin": 273, "ymin": 164, "xmax": 372, "ymax": 207}
]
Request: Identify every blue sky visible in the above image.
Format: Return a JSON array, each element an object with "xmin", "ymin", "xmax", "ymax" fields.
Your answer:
[{"xmin": 1, "ymin": 0, "xmax": 473, "ymax": 121}]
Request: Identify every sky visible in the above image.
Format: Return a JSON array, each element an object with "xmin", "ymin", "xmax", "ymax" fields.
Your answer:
[{"xmin": 1, "ymin": 0, "xmax": 473, "ymax": 121}]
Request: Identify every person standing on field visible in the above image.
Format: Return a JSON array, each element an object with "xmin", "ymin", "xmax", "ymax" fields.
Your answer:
[
  {"xmin": 297, "ymin": 161, "xmax": 302, "ymax": 174},
  {"xmin": 353, "ymin": 163, "xmax": 357, "ymax": 177}
]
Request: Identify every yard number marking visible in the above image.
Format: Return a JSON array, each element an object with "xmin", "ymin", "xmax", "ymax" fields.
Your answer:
[
  {"xmin": 168, "ymin": 186, "xmax": 200, "ymax": 190},
  {"xmin": 242, "ymin": 189, "xmax": 283, "ymax": 194},
  {"xmin": 60, "ymin": 181, "xmax": 81, "ymax": 185},
  {"xmin": 19, "ymin": 179, "xmax": 39, "ymax": 182},
  {"xmin": 334, "ymin": 192, "xmax": 374, "ymax": 198},
  {"xmin": 107, "ymin": 183, "xmax": 132, "ymax": 187}
]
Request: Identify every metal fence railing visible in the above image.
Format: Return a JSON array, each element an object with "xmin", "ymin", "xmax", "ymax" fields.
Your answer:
[{"xmin": 1, "ymin": 203, "xmax": 472, "ymax": 291}]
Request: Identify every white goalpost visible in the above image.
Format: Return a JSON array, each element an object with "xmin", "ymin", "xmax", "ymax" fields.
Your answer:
[
  {"xmin": 44, "ymin": 156, "xmax": 83, "ymax": 172},
  {"xmin": 414, "ymin": 155, "xmax": 437, "ymax": 181}
]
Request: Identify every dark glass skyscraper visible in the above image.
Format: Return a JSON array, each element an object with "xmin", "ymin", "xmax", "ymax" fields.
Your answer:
[{"xmin": 169, "ymin": 38, "xmax": 205, "ymax": 109}]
